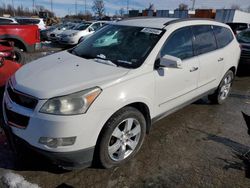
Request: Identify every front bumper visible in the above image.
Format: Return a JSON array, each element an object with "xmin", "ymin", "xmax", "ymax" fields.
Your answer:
[
  {"xmin": 1, "ymin": 84, "xmax": 115, "ymax": 168},
  {"xmin": 1, "ymin": 121, "xmax": 94, "ymax": 169},
  {"xmin": 59, "ymin": 37, "xmax": 78, "ymax": 45}
]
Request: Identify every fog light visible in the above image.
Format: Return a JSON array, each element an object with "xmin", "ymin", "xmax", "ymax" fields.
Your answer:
[{"xmin": 39, "ymin": 137, "xmax": 76, "ymax": 148}]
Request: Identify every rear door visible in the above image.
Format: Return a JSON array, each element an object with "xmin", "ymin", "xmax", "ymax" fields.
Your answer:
[
  {"xmin": 213, "ymin": 25, "xmax": 235, "ymax": 78},
  {"xmin": 192, "ymin": 25, "xmax": 224, "ymax": 92}
]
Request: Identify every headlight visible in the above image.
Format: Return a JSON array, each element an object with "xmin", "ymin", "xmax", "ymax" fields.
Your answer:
[
  {"xmin": 69, "ymin": 32, "xmax": 78, "ymax": 37},
  {"xmin": 40, "ymin": 87, "xmax": 102, "ymax": 115}
]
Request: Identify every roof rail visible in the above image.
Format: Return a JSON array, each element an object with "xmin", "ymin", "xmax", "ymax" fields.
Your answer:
[
  {"xmin": 121, "ymin": 16, "xmax": 163, "ymax": 21},
  {"xmin": 163, "ymin": 18, "xmax": 218, "ymax": 26}
]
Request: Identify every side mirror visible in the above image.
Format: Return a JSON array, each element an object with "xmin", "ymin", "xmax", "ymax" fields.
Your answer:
[
  {"xmin": 159, "ymin": 55, "xmax": 182, "ymax": 69},
  {"xmin": 89, "ymin": 27, "xmax": 94, "ymax": 32}
]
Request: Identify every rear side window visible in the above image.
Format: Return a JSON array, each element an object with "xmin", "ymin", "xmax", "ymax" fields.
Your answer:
[
  {"xmin": 161, "ymin": 27, "xmax": 194, "ymax": 60},
  {"xmin": 0, "ymin": 18, "xmax": 13, "ymax": 24},
  {"xmin": 16, "ymin": 19, "xmax": 40, "ymax": 24},
  {"xmin": 213, "ymin": 26, "xmax": 234, "ymax": 49},
  {"xmin": 192, "ymin": 25, "xmax": 217, "ymax": 55}
]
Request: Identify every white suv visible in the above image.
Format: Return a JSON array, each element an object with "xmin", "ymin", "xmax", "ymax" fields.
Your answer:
[
  {"xmin": 15, "ymin": 18, "xmax": 46, "ymax": 30},
  {"xmin": 2, "ymin": 18, "xmax": 241, "ymax": 169}
]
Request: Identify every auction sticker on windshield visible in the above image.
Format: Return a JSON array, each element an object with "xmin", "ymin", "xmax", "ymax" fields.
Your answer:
[{"xmin": 141, "ymin": 28, "xmax": 162, "ymax": 35}]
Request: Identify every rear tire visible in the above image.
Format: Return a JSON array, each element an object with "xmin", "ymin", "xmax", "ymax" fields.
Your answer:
[
  {"xmin": 98, "ymin": 106, "xmax": 146, "ymax": 168},
  {"xmin": 13, "ymin": 47, "xmax": 26, "ymax": 64},
  {"xmin": 208, "ymin": 70, "xmax": 234, "ymax": 104}
]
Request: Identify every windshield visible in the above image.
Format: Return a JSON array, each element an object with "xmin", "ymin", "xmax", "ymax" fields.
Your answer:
[
  {"xmin": 58, "ymin": 23, "xmax": 75, "ymax": 30},
  {"xmin": 74, "ymin": 23, "xmax": 91, "ymax": 30},
  {"xmin": 237, "ymin": 30, "xmax": 250, "ymax": 43},
  {"xmin": 71, "ymin": 24, "xmax": 164, "ymax": 68}
]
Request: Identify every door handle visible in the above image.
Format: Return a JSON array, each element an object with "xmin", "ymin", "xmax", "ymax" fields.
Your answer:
[
  {"xmin": 218, "ymin": 57, "xmax": 224, "ymax": 62},
  {"xmin": 190, "ymin": 67, "xmax": 199, "ymax": 72}
]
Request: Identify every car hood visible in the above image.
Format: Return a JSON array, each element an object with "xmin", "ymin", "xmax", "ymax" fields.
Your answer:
[
  {"xmin": 12, "ymin": 51, "xmax": 129, "ymax": 99},
  {"xmin": 61, "ymin": 30, "xmax": 80, "ymax": 35},
  {"xmin": 52, "ymin": 28, "xmax": 66, "ymax": 34}
]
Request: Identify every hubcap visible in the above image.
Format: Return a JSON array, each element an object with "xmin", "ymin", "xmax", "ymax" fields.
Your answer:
[
  {"xmin": 219, "ymin": 74, "xmax": 232, "ymax": 100},
  {"xmin": 108, "ymin": 118, "xmax": 141, "ymax": 161}
]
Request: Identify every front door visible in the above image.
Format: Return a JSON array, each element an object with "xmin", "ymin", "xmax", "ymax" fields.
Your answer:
[{"xmin": 154, "ymin": 27, "xmax": 199, "ymax": 115}]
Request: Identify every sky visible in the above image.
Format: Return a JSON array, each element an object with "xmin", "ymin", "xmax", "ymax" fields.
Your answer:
[{"xmin": 1, "ymin": 0, "xmax": 250, "ymax": 17}]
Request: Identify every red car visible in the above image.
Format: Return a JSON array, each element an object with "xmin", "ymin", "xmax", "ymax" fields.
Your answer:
[
  {"xmin": 0, "ymin": 57, "xmax": 21, "ymax": 87},
  {"xmin": 0, "ymin": 41, "xmax": 23, "ymax": 88},
  {"xmin": 0, "ymin": 24, "xmax": 40, "ymax": 53}
]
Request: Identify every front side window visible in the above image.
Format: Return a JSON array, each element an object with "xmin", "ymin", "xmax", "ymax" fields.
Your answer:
[
  {"xmin": 192, "ymin": 25, "xmax": 217, "ymax": 55},
  {"xmin": 213, "ymin": 26, "xmax": 234, "ymax": 48},
  {"xmin": 0, "ymin": 18, "xmax": 13, "ymax": 24},
  {"xmin": 91, "ymin": 23, "xmax": 102, "ymax": 31},
  {"xmin": 74, "ymin": 23, "xmax": 91, "ymax": 31},
  {"xmin": 161, "ymin": 27, "xmax": 194, "ymax": 60},
  {"xmin": 71, "ymin": 24, "xmax": 164, "ymax": 68}
]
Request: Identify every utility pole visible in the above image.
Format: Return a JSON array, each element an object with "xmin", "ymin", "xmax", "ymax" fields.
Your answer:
[
  {"xmin": 127, "ymin": 0, "xmax": 129, "ymax": 14},
  {"xmin": 33, "ymin": 0, "xmax": 35, "ymax": 13},
  {"xmin": 84, "ymin": 0, "xmax": 86, "ymax": 15},
  {"xmin": 12, "ymin": 0, "xmax": 15, "ymax": 16},
  {"xmin": 75, "ymin": 0, "xmax": 77, "ymax": 15},
  {"xmin": 51, "ymin": 0, "xmax": 53, "ymax": 13},
  {"xmin": 191, "ymin": 0, "xmax": 196, "ymax": 10}
]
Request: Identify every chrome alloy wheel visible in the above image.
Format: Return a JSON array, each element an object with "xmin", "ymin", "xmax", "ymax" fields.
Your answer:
[
  {"xmin": 219, "ymin": 74, "xmax": 232, "ymax": 101},
  {"xmin": 108, "ymin": 118, "xmax": 141, "ymax": 161}
]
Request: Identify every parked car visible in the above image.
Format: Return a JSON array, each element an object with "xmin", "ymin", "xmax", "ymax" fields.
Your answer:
[
  {"xmin": 0, "ymin": 24, "xmax": 40, "ymax": 53},
  {"xmin": 0, "ymin": 40, "xmax": 25, "ymax": 64},
  {"xmin": 227, "ymin": 22, "xmax": 250, "ymax": 35},
  {"xmin": 0, "ymin": 57, "xmax": 22, "ymax": 88},
  {"xmin": 237, "ymin": 29, "xmax": 250, "ymax": 62},
  {"xmin": 2, "ymin": 18, "xmax": 240, "ymax": 169},
  {"xmin": 0, "ymin": 40, "xmax": 23, "ymax": 89},
  {"xmin": 49, "ymin": 23, "xmax": 77, "ymax": 42},
  {"xmin": 15, "ymin": 17, "xmax": 46, "ymax": 30},
  {"xmin": 0, "ymin": 17, "xmax": 18, "ymax": 24},
  {"xmin": 40, "ymin": 24, "xmax": 60, "ymax": 41},
  {"xmin": 58, "ymin": 21, "xmax": 107, "ymax": 45}
]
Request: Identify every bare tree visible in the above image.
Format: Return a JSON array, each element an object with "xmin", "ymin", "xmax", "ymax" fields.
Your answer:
[
  {"xmin": 147, "ymin": 3, "xmax": 155, "ymax": 11},
  {"xmin": 92, "ymin": 0, "xmax": 105, "ymax": 18},
  {"xmin": 178, "ymin": 3, "xmax": 188, "ymax": 10},
  {"xmin": 231, "ymin": 4, "xmax": 241, "ymax": 10},
  {"xmin": 119, "ymin": 8, "xmax": 125, "ymax": 17}
]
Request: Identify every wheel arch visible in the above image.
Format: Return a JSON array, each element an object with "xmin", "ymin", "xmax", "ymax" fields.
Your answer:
[
  {"xmin": 0, "ymin": 35, "xmax": 27, "ymax": 51},
  {"xmin": 229, "ymin": 66, "xmax": 236, "ymax": 75},
  {"xmin": 93, "ymin": 101, "xmax": 152, "ymax": 166},
  {"xmin": 97, "ymin": 101, "xmax": 152, "ymax": 142},
  {"xmin": 125, "ymin": 102, "xmax": 152, "ymax": 134}
]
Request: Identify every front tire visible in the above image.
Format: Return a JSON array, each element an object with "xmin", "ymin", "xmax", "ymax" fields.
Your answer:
[
  {"xmin": 208, "ymin": 70, "xmax": 234, "ymax": 104},
  {"xmin": 98, "ymin": 107, "xmax": 146, "ymax": 168}
]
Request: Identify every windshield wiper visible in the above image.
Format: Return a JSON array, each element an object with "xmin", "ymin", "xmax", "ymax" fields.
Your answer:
[
  {"xmin": 117, "ymin": 60, "xmax": 132, "ymax": 65},
  {"xmin": 94, "ymin": 58, "xmax": 117, "ymax": 67}
]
